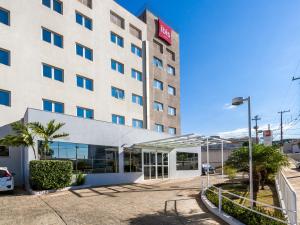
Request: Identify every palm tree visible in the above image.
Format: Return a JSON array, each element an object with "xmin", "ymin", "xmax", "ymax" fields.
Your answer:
[
  {"xmin": 30, "ymin": 120, "xmax": 69, "ymax": 158},
  {"xmin": 226, "ymin": 144, "xmax": 289, "ymax": 205},
  {"xmin": 0, "ymin": 121, "xmax": 37, "ymax": 159}
]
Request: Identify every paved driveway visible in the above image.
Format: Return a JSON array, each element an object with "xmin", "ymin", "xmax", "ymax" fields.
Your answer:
[{"xmin": 0, "ymin": 176, "xmax": 226, "ymax": 225}]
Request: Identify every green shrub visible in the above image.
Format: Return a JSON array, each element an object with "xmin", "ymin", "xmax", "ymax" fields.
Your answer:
[
  {"xmin": 75, "ymin": 172, "xmax": 86, "ymax": 186},
  {"xmin": 205, "ymin": 187, "xmax": 286, "ymax": 225},
  {"xmin": 224, "ymin": 166, "xmax": 237, "ymax": 181},
  {"xmin": 30, "ymin": 160, "xmax": 73, "ymax": 190}
]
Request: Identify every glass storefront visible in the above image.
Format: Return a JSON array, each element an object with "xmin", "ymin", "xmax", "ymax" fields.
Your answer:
[
  {"xmin": 123, "ymin": 148, "xmax": 142, "ymax": 172},
  {"xmin": 38, "ymin": 141, "xmax": 119, "ymax": 173},
  {"xmin": 176, "ymin": 152, "xmax": 198, "ymax": 170}
]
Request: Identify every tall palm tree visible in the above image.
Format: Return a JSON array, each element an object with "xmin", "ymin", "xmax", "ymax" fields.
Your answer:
[
  {"xmin": 0, "ymin": 121, "xmax": 37, "ymax": 159},
  {"xmin": 29, "ymin": 120, "xmax": 69, "ymax": 158}
]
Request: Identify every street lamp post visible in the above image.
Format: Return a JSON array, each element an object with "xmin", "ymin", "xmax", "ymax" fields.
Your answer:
[{"xmin": 232, "ymin": 96, "xmax": 253, "ymax": 208}]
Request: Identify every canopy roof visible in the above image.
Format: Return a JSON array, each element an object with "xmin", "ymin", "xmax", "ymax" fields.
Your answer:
[{"xmin": 132, "ymin": 133, "xmax": 231, "ymax": 149}]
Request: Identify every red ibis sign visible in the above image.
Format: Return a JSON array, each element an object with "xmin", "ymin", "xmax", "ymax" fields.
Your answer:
[{"xmin": 158, "ymin": 19, "xmax": 172, "ymax": 45}]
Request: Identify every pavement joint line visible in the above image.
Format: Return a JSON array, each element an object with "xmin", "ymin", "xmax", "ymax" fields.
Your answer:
[{"xmin": 38, "ymin": 196, "xmax": 68, "ymax": 225}]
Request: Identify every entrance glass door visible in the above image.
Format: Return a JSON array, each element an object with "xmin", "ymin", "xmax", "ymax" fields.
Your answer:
[{"xmin": 143, "ymin": 151, "xmax": 168, "ymax": 180}]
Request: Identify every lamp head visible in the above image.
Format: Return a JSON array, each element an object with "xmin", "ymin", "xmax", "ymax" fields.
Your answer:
[{"xmin": 232, "ymin": 97, "xmax": 244, "ymax": 106}]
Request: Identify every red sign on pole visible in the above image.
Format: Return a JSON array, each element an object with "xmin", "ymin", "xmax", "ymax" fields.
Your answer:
[{"xmin": 158, "ymin": 19, "xmax": 172, "ymax": 45}]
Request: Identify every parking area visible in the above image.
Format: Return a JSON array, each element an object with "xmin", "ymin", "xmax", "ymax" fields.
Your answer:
[{"xmin": 0, "ymin": 176, "xmax": 226, "ymax": 225}]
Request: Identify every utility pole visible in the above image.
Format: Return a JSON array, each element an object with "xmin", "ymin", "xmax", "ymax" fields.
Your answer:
[
  {"xmin": 252, "ymin": 115, "xmax": 261, "ymax": 144},
  {"xmin": 292, "ymin": 76, "xmax": 300, "ymax": 81},
  {"xmin": 278, "ymin": 110, "xmax": 290, "ymax": 146}
]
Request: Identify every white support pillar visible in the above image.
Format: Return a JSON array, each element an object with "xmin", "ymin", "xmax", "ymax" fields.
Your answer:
[
  {"xmin": 221, "ymin": 140, "xmax": 224, "ymax": 180},
  {"xmin": 207, "ymin": 137, "xmax": 209, "ymax": 186}
]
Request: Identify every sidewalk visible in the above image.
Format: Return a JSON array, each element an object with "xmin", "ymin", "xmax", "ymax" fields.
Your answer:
[{"xmin": 282, "ymin": 163, "xmax": 300, "ymax": 224}]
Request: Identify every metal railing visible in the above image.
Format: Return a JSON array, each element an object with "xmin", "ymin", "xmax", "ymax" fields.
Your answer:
[
  {"xmin": 276, "ymin": 170, "xmax": 298, "ymax": 225},
  {"xmin": 203, "ymin": 184, "xmax": 296, "ymax": 225}
]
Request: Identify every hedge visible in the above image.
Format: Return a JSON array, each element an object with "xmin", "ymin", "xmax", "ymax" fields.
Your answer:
[
  {"xmin": 30, "ymin": 160, "xmax": 73, "ymax": 190},
  {"xmin": 205, "ymin": 187, "xmax": 286, "ymax": 225}
]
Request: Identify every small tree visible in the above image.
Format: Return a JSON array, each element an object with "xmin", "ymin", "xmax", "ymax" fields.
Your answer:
[
  {"xmin": 0, "ymin": 122, "xmax": 37, "ymax": 159},
  {"xmin": 30, "ymin": 120, "xmax": 69, "ymax": 158},
  {"xmin": 224, "ymin": 166, "xmax": 237, "ymax": 181},
  {"xmin": 226, "ymin": 144, "xmax": 289, "ymax": 204}
]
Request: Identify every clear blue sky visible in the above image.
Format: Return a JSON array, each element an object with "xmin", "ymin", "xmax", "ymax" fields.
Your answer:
[{"xmin": 116, "ymin": 0, "xmax": 300, "ymax": 138}]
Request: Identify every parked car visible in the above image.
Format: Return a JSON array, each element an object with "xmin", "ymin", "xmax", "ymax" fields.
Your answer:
[
  {"xmin": 202, "ymin": 164, "xmax": 215, "ymax": 175},
  {"xmin": 0, "ymin": 167, "xmax": 14, "ymax": 192},
  {"xmin": 296, "ymin": 161, "xmax": 300, "ymax": 169}
]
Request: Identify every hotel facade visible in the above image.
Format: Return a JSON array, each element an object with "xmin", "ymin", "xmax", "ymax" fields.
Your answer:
[{"xmin": 0, "ymin": 0, "xmax": 202, "ymax": 187}]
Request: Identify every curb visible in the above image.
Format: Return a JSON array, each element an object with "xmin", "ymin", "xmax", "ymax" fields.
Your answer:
[
  {"xmin": 201, "ymin": 189, "xmax": 244, "ymax": 225},
  {"xmin": 28, "ymin": 184, "xmax": 92, "ymax": 195}
]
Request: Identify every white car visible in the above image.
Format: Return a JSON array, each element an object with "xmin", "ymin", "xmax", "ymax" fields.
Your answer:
[{"xmin": 0, "ymin": 167, "xmax": 14, "ymax": 192}]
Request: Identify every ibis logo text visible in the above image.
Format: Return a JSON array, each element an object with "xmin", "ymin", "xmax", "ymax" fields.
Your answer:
[{"xmin": 158, "ymin": 19, "xmax": 172, "ymax": 45}]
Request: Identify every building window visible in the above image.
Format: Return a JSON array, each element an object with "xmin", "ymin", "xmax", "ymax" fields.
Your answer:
[
  {"xmin": 154, "ymin": 101, "xmax": 163, "ymax": 112},
  {"xmin": 155, "ymin": 123, "xmax": 164, "ymax": 133},
  {"xmin": 169, "ymin": 127, "xmax": 176, "ymax": 135},
  {"xmin": 124, "ymin": 148, "xmax": 142, "ymax": 172},
  {"xmin": 168, "ymin": 85, "xmax": 176, "ymax": 96},
  {"xmin": 111, "ymin": 87, "xmax": 125, "ymax": 100},
  {"xmin": 132, "ymin": 119, "xmax": 143, "ymax": 129},
  {"xmin": 42, "ymin": 27, "xmax": 63, "ymax": 48},
  {"xmin": 167, "ymin": 65, "xmax": 175, "ymax": 75},
  {"xmin": 111, "ymin": 59, "xmax": 124, "ymax": 74},
  {"xmin": 42, "ymin": 0, "xmax": 63, "ymax": 14},
  {"xmin": 153, "ymin": 40, "xmax": 163, "ymax": 53},
  {"xmin": 131, "ymin": 69, "xmax": 142, "ymax": 81},
  {"xmin": 153, "ymin": 79, "xmax": 163, "ymax": 90},
  {"xmin": 176, "ymin": 152, "xmax": 198, "ymax": 170},
  {"xmin": 76, "ymin": 11, "xmax": 92, "ymax": 30},
  {"xmin": 77, "ymin": 0, "xmax": 92, "ymax": 9},
  {"xmin": 132, "ymin": 94, "xmax": 143, "ymax": 106},
  {"xmin": 0, "ymin": 146, "xmax": 9, "ymax": 157},
  {"xmin": 39, "ymin": 141, "xmax": 119, "ymax": 173},
  {"xmin": 0, "ymin": 48, "xmax": 10, "ymax": 66},
  {"xmin": 0, "ymin": 89, "xmax": 10, "ymax": 107},
  {"xmin": 110, "ymin": 32, "xmax": 124, "ymax": 47},
  {"xmin": 168, "ymin": 106, "xmax": 176, "ymax": 116},
  {"xmin": 110, "ymin": 11, "xmax": 124, "ymax": 29},
  {"xmin": 76, "ymin": 43, "xmax": 93, "ymax": 61},
  {"xmin": 112, "ymin": 114, "xmax": 125, "ymax": 125},
  {"xmin": 0, "ymin": 7, "xmax": 10, "ymax": 26},
  {"xmin": 129, "ymin": 24, "xmax": 142, "ymax": 40},
  {"xmin": 76, "ymin": 75, "xmax": 93, "ymax": 91},
  {"xmin": 77, "ymin": 106, "xmax": 94, "ymax": 119},
  {"xmin": 42, "ymin": 63, "xmax": 64, "ymax": 82},
  {"xmin": 43, "ymin": 99, "xmax": 64, "ymax": 113},
  {"xmin": 167, "ymin": 49, "xmax": 175, "ymax": 61},
  {"xmin": 131, "ymin": 44, "xmax": 142, "ymax": 57},
  {"xmin": 153, "ymin": 57, "xmax": 163, "ymax": 69}
]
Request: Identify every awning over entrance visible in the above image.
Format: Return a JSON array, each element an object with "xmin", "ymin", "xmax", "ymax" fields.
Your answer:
[{"xmin": 132, "ymin": 133, "xmax": 230, "ymax": 149}]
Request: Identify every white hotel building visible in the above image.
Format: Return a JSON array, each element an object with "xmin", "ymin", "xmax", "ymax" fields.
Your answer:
[{"xmin": 0, "ymin": 0, "xmax": 204, "ymax": 187}]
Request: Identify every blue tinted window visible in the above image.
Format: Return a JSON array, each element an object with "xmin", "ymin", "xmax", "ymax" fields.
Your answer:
[
  {"xmin": 76, "ymin": 44, "xmax": 83, "ymax": 56},
  {"xmin": 42, "ymin": 28, "xmax": 51, "ymax": 43},
  {"xmin": 85, "ymin": 18, "xmax": 92, "ymax": 30},
  {"xmin": 111, "ymin": 60, "xmax": 117, "ymax": 70},
  {"xmin": 54, "ymin": 68, "xmax": 63, "ymax": 81},
  {"xmin": 111, "ymin": 33, "xmax": 116, "ymax": 43},
  {"xmin": 131, "ymin": 44, "xmax": 142, "ymax": 57},
  {"xmin": 0, "ymin": 90, "xmax": 10, "ymax": 106},
  {"xmin": 85, "ymin": 79, "xmax": 93, "ymax": 91},
  {"xmin": 76, "ymin": 12, "xmax": 83, "ymax": 25},
  {"xmin": 77, "ymin": 76, "xmax": 84, "ymax": 87},
  {"xmin": 54, "ymin": 102, "xmax": 64, "ymax": 113},
  {"xmin": 133, "ymin": 119, "xmax": 143, "ymax": 128},
  {"xmin": 111, "ymin": 33, "xmax": 123, "ymax": 47},
  {"xmin": 43, "ymin": 64, "xmax": 52, "ymax": 78},
  {"xmin": 0, "ymin": 8, "xmax": 9, "ymax": 26},
  {"xmin": 43, "ymin": 100, "xmax": 52, "ymax": 112},
  {"xmin": 112, "ymin": 115, "xmax": 125, "ymax": 125},
  {"xmin": 42, "ymin": 0, "xmax": 51, "ymax": 8},
  {"xmin": 77, "ymin": 107, "xmax": 84, "ymax": 117},
  {"xmin": 86, "ymin": 109, "xmax": 93, "ymax": 119},
  {"xmin": 85, "ymin": 48, "xmax": 93, "ymax": 61},
  {"xmin": 53, "ymin": 0, "xmax": 63, "ymax": 14},
  {"xmin": 131, "ymin": 69, "xmax": 142, "ymax": 81},
  {"xmin": 111, "ymin": 87, "xmax": 124, "ymax": 99},
  {"xmin": 54, "ymin": 34, "xmax": 63, "ymax": 48},
  {"xmin": 118, "ymin": 63, "xmax": 124, "ymax": 74},
  {"xmin": 0, "ymin": 49, "xmax": 10, "ymax": 66}
]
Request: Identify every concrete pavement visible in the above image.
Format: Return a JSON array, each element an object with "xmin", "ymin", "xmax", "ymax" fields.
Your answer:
[{"xmin": 0, "ymin": 176, "xmax": 226, "ymax": 225}]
